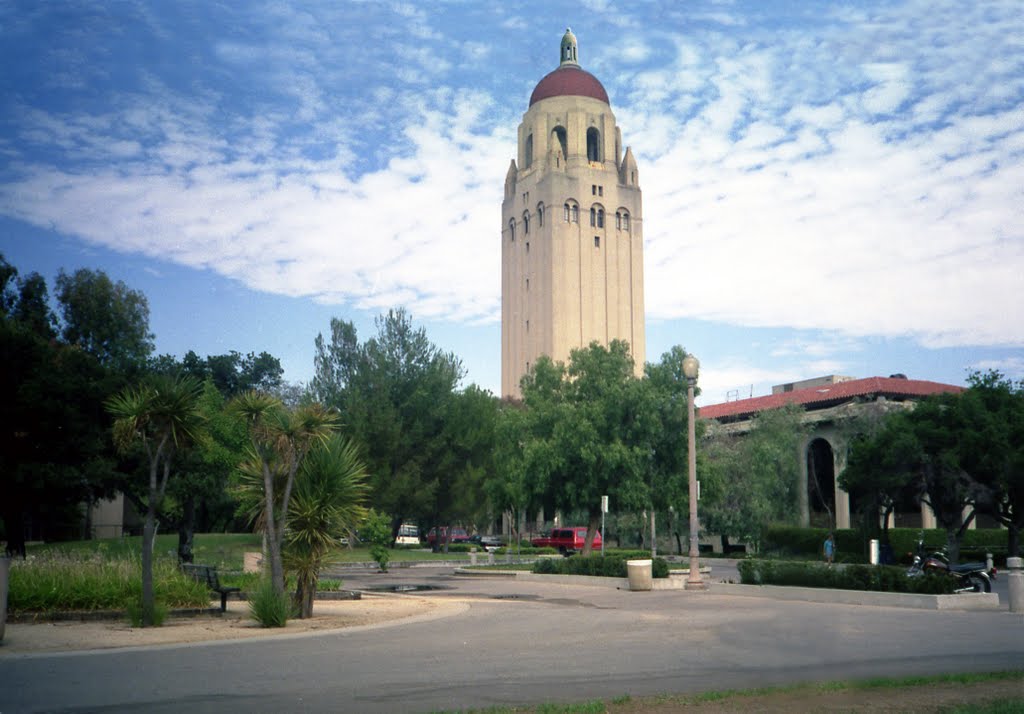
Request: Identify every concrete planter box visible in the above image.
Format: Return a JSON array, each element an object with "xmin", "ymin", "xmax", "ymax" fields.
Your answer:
[
  {"xmin": 713, "ymin": 582, "xmax": 1001, "ymax": 610},
  {"xmin": 626, "ymin": 559, "xmax": 653, "ymax": 591}
]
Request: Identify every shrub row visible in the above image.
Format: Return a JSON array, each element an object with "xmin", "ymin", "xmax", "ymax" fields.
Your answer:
[
  {"xmin": 737, "ymin": 559, "xmax": 955, "ymax": 594},
  {"xmin": 533, "ymin": 555, "xmax": 669, "ymax": 579},
  {"xmin": 494, "ymin": 546, "xmax": 558, "ymax": 555},
  {"xmin": 761, "ymin": 527, "xmax": 1009, "ymax": 565}
]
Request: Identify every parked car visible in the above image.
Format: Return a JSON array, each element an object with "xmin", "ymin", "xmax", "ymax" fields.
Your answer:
[
  {"xmin": 395, "ymin": 523, "xmax": 420, "ymax": 546},
  {"xmin": 531, "ymin": 527, "xmax": 600, "ymax": 554},
  {"xmin": 469, "ymin": 534, "xmax": 504, "ymax": 551},
  {"xmin": 426, "ymin": 526, "xmax": 469, "ymax": 550}
]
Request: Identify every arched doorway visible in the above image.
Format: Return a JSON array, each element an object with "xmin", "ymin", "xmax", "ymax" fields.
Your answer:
[{"xmin": 807, "ymin": 438, "xmax": 836, "ymax": 528}]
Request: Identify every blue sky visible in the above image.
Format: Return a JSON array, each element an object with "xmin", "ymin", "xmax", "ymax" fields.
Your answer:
[{"xmin": 1, "ymin": 1, "xmax": 1021, "ymax": 405}]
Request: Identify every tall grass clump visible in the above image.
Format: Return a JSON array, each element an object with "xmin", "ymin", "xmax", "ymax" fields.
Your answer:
[
  {"xmin": 8, "ymin": 551, "xmax": 209, "ymax": 615},
  {"xmin": 126, "ymin": 597, "xmax": 169, "ymax": 627},
  {"xmin": 248, "ymin": 578, "xmax": 292, "ymax": 628}
]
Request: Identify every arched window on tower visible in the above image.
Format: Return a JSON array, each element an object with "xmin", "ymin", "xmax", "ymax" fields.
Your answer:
[
  {"xmin": 587, "ymin": 128, "xmax": 601, "ymax": 163},
  {"xmin": 552, "ymin": 126, "xmax": 568, "ymax": 164},
  {"xmin": 572, "ymin": 203, "xmax": 579, "ymax": 223},
  {"xmin": 564, "ymin": 203, "xmax": 570, "ymax": 222},
  {"xmin": 615, "ymin": 211, "xmax": 622, "ymax": 230},
  {"xmin": 591, "ymin": 205, "xmax": 604, "ymax": 228},
  {"xmin": 537, "ymin": 203, "xmax": 545, "ymax": 227},
  {"xmin": 509, "ymin": 218, "xmax": 515, "ymax": 241},
  {"xmin": 524, "ymin": 134, "xmax": 533, "ymax": 169},
  {"xmin": 590, "ymin": 207, "xmax": 596, "ymax": 227},
  {"xmin": 622, "ymin": 211, "xmax": 630, "ymax": 231},
  {"xmin": 523, "ymin": 211, "xmax": 530, "ymax": 234}
]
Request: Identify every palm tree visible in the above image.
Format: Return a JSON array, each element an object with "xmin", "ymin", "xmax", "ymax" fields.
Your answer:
[
  {"xmin": 285, "ymin": 435, "xmax": 368, "ymax": 618},
  {"xmin": 230, "ymin": 392, "xmax": 338, "ymax": 595},
  {"xmin": 107, "ymin": 375, "xmax": 204, "ymax": 626}
]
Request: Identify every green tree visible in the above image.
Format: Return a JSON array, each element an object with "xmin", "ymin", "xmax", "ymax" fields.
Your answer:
[
  {"xmin": 640, "ymin": 347, "xmax": 694, "ymax": 555},
  {"xmin": 1, "ymin": 256, "xmax": 119, "ymax": 556},
  {"xmin": 285, "ymin": 435, "xmax": 368, "ymax": 617},
  {"xmin": 702, "ymin": 404, "xmax": 806, "ymax": 550},
  {"xmin": 231, "ymin": 392, "xmax": 338, "ymax": 596},
  {"xmin": 107, "ymin": 375, "xmax": 205, "ymax": 626},
  {"xmin": 432, "ymin": 385, "xmax": 499, "ymax": 542},
  {"xmin": 361, "ymin": 508, "xmax": 393, "ymax": 572},
  {"xmin": 165, "ymin": 380, "xmax": 248, "ymax": 563},
  {"xmin": 311, "ymin": 309, "xmax": 467, "ymax": 537},
  {"xmin": 516, "ymin": 341, "xmax": 650, "ymax": 555},
  {"xmin": 56, "ymin": 267, "xmax": 154, "ymax": 374},
  {"xmin": 840, "ymin": 405, "xmax": 921, "ymax": 547},
  {"xmin": 963, "ymin": 371, "xmax": 1024, "ymax": 557}
]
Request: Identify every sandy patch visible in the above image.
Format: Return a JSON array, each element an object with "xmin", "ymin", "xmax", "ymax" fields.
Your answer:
[{"xmin": 0, "ymin": 595, "xmax": 466, "ymax": 655}]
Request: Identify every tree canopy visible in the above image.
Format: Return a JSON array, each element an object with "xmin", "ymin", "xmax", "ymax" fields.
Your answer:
[
  {"xmin": 55, "ymin": 267, "xmax": 154, "ymax": 374},
  {"xmin": 310, "ymin": 309, "xmax": 482, "ymax": 536}
]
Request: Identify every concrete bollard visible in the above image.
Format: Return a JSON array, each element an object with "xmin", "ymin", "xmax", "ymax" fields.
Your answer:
[
  {"xmin": 1007, "ymin": 557, "xmax": 1023, "ymax": 613},
  {"xmin": 869, "ymin": 539, "xmax": 879, "ymax": 565},
  {"xmin": 469, "ymin": 550, "xmax": 478, "ymax": 566},
  {"xmin": 487, "ymin": 550, "xmax": 495, "ymax": 565},
  {"xmin": 987, "ymin": 553, "xmax": 994, "ymax": 573}
]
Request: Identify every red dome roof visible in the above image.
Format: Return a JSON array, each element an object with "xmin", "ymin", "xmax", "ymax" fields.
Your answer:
[{"xmin": 529, "ymin": 65, "xmax": 609, "ymax": 106}]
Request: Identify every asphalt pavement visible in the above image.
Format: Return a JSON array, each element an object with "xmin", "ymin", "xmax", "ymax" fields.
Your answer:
[{"xmin": 2, "ymin": 562, "xmax": 1022, "ymax": 714}]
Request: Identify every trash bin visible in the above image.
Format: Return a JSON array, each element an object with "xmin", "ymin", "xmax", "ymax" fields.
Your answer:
[
  {"xmin": 0, "ymin": 556, "xmax": 9, "ymax": 642},
  {"xmin": 626, "ymin": 559, "xmax": 653, "ymax": 591}
]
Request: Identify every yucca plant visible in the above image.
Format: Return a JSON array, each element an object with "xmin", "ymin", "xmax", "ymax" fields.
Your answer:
[{"xmin": 284, "ymin": 435, "xmax": 368, "ymax": 618}]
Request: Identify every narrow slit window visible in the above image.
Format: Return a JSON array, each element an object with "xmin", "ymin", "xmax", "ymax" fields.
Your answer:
[{"xmin": 594, "ymin": 236, "xmax": 600, "ymax": 248}]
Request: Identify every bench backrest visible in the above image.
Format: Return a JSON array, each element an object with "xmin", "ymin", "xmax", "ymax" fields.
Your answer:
[{"xmin": 182, "ymin": 564, "xmax": 221, "ymax": 589}]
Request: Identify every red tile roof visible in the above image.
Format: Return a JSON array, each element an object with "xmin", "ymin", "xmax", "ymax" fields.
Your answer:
[
  {"xmin": 700, "ymin": 377, "xmax": 965, "ymax": 421},
  {"xmin": 530, "ymin": 65, "xmax": 610, "ymax": 106}
]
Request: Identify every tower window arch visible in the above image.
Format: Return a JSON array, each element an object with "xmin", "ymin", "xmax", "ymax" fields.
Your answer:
[
  {"xmin": 524, "ymin": 133, "xmax": 533, "ymax": 169},
  {"xmin": 537, "ymin": 203, "xmax": 545, "ymax": 227},
  {"xmin": 587, "ymin": 127, "xmax": 601, "ymax": 163},
  {"xmin": 590, "ymin": 204, "xmax": 605, "ymax": 228},
  {"xmin": 523, "ymin": 211, "xmax": 530, "ymax": 234},
  {"xmin": 616, "ymin": 210, "xmax": 630, "ymax": 231},
  {"xmin": 552, "ymin": 126, "xmax": 568, "ymax": 163},
  {"xmin": 508, "ymin": 218, "xmax": 515, "ymax": 241},
  {"xmin": 564, "ymin": 200, "xmax": 579, "ymax": 223}
]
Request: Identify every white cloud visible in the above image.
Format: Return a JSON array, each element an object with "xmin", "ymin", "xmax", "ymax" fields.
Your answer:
[{"xmin": 0, "ymin": 0, "xmax": 1021, "ymax": 365}]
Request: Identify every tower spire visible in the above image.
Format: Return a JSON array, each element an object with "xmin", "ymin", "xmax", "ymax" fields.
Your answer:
[{"xmin": 559, "ymin": 27, "xmax": 578, "ymax": 66}]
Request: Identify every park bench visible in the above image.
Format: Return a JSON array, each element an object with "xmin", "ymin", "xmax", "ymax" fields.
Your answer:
[{"xmin": 182, "ymin": 564, "xmax": 240, "ymax": 612}]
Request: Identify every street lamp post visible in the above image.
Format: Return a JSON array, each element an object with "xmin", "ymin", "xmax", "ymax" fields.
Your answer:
[{"xmin": 682, "ymin": 354, "xmax": 705, "ymax": 590}]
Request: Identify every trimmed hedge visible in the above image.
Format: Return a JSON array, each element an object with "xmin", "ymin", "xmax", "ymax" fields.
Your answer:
[
  {"xmin": 737, "ymin": 559, "xmax": 955, "ymax": 594},
  {"xmin": 532, "ymin": 555, "xmax": 669, "ymax": 578},
  {"xmin": 762, "ymin": 527, "xmax": 1009, "ymax": 565},
  {"xmin": 494, "ymin": 546, "xmax": 558, "ymax": 556}
]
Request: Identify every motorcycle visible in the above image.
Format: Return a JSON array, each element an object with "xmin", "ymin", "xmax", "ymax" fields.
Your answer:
[{"xmin": 906, "ymin": 534, "xmax": 996, "ymax": 593}]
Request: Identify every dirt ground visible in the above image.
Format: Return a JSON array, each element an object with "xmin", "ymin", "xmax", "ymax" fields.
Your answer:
[
  {"xmin": 2, "ymin": 595, "xmax": 1020, "ymax": 712},
  {"xmin": 0, "ymin": 594, "xmax": 465, "ymax": 655}
]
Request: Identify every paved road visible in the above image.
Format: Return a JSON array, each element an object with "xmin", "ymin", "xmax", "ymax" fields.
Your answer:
[{"xmin": 2, "ymin": 565, "xmax": 1022, "ymax": 714}]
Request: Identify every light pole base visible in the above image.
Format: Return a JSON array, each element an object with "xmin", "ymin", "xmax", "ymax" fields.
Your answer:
[{"xmin": 685, "ymin": 578, "xmax": 707, "ymax": 591}]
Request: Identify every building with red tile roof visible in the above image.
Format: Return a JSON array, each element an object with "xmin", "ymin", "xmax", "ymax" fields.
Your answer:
[{"xmin": 700, "ymin": 375, "xmax": 965, "ymax": 531}]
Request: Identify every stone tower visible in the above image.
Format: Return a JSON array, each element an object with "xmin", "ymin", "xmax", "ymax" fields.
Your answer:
[{"xmin": 501, "ymin": 28, "xmax": 645, "ymax": 398}]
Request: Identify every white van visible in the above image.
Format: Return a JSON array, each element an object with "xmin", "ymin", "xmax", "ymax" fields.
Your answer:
[{"xmin": 395, "ymin": 523, "xmax": 420, "ymax": 546}]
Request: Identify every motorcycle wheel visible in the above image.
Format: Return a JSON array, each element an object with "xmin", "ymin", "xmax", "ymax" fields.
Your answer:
[{"xmin": 966, "ymin": 574, "xmax": 991, "ymax": 593}]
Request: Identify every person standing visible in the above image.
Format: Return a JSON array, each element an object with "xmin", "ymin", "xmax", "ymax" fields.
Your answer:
[{"xmin": 823, "ymin": 533, "xmax": 836, "ymax": 566}]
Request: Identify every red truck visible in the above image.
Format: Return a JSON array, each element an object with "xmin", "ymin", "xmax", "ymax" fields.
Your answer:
[{"xmin": 531, "ymin": 527, "xmax": 601, "ymax": 554}]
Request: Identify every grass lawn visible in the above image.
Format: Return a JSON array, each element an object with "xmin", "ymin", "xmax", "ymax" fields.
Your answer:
[{"xmin": 27, "ymin": 533, "xmax": 475, "ymax": 571}]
